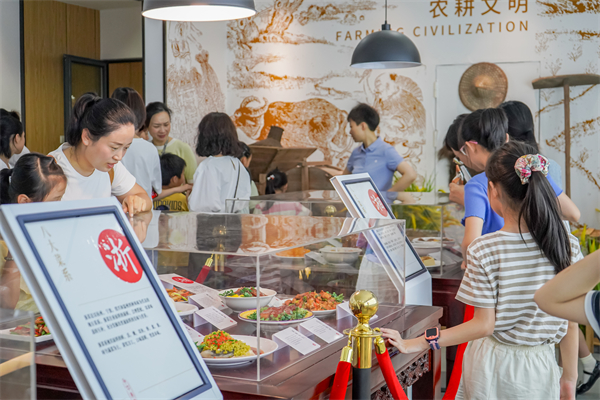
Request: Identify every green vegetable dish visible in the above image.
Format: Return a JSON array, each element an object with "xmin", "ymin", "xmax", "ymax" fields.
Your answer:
[{"xmin": 246, "ymin": 304, "xmax": 309, "ymax": 321}]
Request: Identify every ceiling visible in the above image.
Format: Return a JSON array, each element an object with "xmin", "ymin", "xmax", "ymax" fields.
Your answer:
[{"xmin": 58, "ymin": 0, "xmax": 141, "ymax": 10}]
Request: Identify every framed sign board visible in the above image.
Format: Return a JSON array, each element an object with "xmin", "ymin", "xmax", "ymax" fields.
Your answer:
[
  {"xmin": 0, "ymin": 198, "xmax": 222, "ymax": 400},
  {"xmin": 330, "ymin": 173, "xmax": 427, "ymax": 281}
]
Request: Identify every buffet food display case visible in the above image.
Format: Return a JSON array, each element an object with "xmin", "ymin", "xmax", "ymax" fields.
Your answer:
[
  {"xmin": 0, "ymin": 309, "xmax": 35, "ymax": 400},
  {"xmin": 391, "ymin": 192, "xmax": 464, "ymax": 276},
  {"xmin": 235, "ymin": 191, "xmax": 465, "ymax": 277},
  {"xmin": 144, "ymin": 212, "xmax": 406, "ymax": 383}
]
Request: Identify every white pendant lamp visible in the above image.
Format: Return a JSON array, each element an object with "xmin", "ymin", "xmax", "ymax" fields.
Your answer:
[
  {"xmin": 351, "ymin": 0, "xmax": 421, "ymax": 69},
  {"xmin": 142, "ymin": 0, "xmax": 256, "ymax": 22}
]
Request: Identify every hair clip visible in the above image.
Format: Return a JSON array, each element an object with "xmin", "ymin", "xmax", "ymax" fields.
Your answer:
[
  {"xmin": 514, "ymin": 154, "xmax": 549, "ymax": 185},
  {"xmin": 267, "ymin": 175, "xmax": 274, "ymax": 181}
]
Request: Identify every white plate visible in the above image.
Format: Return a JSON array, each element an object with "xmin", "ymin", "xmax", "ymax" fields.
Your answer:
[
  {"xmin": 239, "ymin": 309, "xmax": 314, "ymax": 325},
  {"xmin": 311, "ymin": 309, "xmax": 337, "ymax": 316},
  {"xmin": 412, "ymin": 237, "xmax": 454, "ymax": 248},
  {"xmin": 218, "ymin": 288, "xmax": 277, "ymax": 313},
  {"xmin": 0, "ymin": 328, "xmax": 53, "ymax": 343},
  {"xmin": 175, "ymin": 302, "xmax": 198, "ymax": 316},
  {"xmin": 200, "ymin": 335, "xmax": 278, "ymax": 366}
]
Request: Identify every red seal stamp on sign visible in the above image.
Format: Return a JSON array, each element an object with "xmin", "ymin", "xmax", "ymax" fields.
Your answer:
[
  {"xmin": 98, "ymin": 229, "xmax": 143, "ymax": 283},
  {"xmin": 172, "ymin": 276, "xmax": 194, "ymax": 284},
  {"xmin": 368, "ymin": 189, "xmax": 388, "ymax": 217}
]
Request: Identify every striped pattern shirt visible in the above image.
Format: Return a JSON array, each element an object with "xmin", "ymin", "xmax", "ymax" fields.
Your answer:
[{"xmin": 456, "ymin": 230, "xmax": 583, "ymax": 346}]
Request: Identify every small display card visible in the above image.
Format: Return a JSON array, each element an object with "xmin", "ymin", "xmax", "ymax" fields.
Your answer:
[
  {"xmin": 267, "ymin": 297, "xmax": 285, "ymax": 307},
  {"xmin": 159, "ymin": 274, "xmax": 219, "ymax": 296},
  {"xmin": 184, "ymin": 325, "xmax": 204, "ymax": 343},
  {"xmin": 336, "ymin": 302, "xmax": 378, "ymax": 322},
  {"xmin": 190, "ymin": 293, "xmax": 227, "ymax": 311},
  {"xmin": 193, "ymin": 307, "xmax": 236, "ymax": 330},
  {"xmin": 272, "ymin": 328, "xmax": 321, "ymax": 355},
  {"xmin": 299, "ymin": 318, "xmax": 344, "ymax": 344}
]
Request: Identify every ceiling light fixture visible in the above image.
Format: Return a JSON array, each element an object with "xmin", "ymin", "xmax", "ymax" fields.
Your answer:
[
  {"xmin": 142, "ymin": 0, "xmax": 256, "ymax": 22},
  {"xmin": 351, "ymin": 0, "xmax": 421, "ymax": 69}
]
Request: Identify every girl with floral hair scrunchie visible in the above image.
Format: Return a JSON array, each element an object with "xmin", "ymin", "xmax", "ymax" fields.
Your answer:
[{"xmin": 382, "ymin": 140, "xmax": 582, "ymax": 399}]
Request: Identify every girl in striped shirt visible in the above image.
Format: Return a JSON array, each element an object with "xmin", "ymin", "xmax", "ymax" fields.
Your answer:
[{"xmin": 382, "ymin": 141, "xmax": 581, "ymax": 399}]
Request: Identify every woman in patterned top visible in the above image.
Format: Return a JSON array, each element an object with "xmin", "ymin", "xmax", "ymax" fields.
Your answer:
[{"xmin": 382, "ymin": 141, "xmax": 581, "ymax": 399}]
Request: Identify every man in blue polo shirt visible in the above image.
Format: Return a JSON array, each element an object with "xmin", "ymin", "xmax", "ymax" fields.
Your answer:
[{"xmin": 343, "ymin": 103, "xmax": 417, "ymax": 203}]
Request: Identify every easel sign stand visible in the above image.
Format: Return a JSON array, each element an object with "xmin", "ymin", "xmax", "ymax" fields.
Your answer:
[
  {"xmin": 247, "ymin": 146, "xmax": 316, "ymax": 194},
  {"xmin": 0, "ymin": 198, "xmax": 222, "ymax": 400},
  {"xmin": 532, "ymin": 74, "xmax": 600, "ymax": 197}
]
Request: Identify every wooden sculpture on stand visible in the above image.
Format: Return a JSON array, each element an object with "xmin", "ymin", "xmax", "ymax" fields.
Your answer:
[{"xmin": 532, "ymin": 74, "xmax": 600, "ymax": 197}]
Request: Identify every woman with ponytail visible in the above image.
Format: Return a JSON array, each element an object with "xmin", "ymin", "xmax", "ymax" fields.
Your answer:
[
  {"xmin": 0, "ymin": 153, "xmax": 67, "ymax": 311},
  {"xmin": 500, "ymin": 100, "xmax": 562, "ymax": 185},
  {"xmin": 382, "ymin": 141, "xmax": 581, "ymax": 399},
  {"xmin": 49, "ymin": 92, "xmax": 151, "ymax": 215},
  {"xmin": 0, "ymin": 109, "xmax": 26, "ymax": 170}
]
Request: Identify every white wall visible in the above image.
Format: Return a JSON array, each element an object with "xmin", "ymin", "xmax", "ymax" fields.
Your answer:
[
  {"xmin": 0, "ymin": 0, "xmax": 22, "ymax": 113},
  {"xmin": 100, "ymin": 4, "xmax": 143, "ymax": 60}
]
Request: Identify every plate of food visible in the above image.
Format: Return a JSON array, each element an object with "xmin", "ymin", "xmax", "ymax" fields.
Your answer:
[
  {"xmin": 218, "ymin": 287, "xmax": 277, "ymax": 312},
  {"xmin": 319, "ymin": 247, "xmax": 361, "ymax": 264},
  {"xmin": 284, "ymin": 291, "xmax": 344, "ymax": 315},
  {"xmin": 239, "ymin": 304, "xmax": 313, "ymax": 325},
  {"xmin": 420, "ymin": 256, "xmax": 440, "ymax": 268},
  {"xmin": 195, "ymin": 331, "xmax": 278, "ymax": 366},
  {"xmin": 166, "ymin": 287, "xmax": 192, "ymax": 302},
  {"xmin": 274, "ymin": 247, "xmax": 310, "ymax": 260},
  {"xmin": 174, "ymin": 302, "xmax": 198, "ymax": 316},
  {"xmin": 0, "ymin": 316, "xmax": 53, "ymax": 343},
  {"xmin": 412, "ymin": 237, "xmax": 455, "ymax": 247}
]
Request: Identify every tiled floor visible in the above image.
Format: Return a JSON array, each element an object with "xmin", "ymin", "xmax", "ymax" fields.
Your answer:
[{"xmin": 578, "ymin": 353, "xmax": 600, "ymax": 400}]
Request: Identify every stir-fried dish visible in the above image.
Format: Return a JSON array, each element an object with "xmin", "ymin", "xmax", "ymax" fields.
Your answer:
[
  {"xmin": 10, "ymin": 316, "xmax": 50, "ymax": 337},
  {"xmin": 247, "ymin": 304, "xmax": 309, "ymax": 322},
  {"xmin": 220, "ymin": 287, "xmax": 267, "ymax": 298},
  {"xmin": 195, "ymin": 331, "xmax": 255, "ymax": 359},
  {"xmin": 167, "ymin": 288, "xmax": 191, "ymax": 302},
  {"xmin": 284, "ymin": 291, "xmax": 343, "ymax": 311},
  {"xmin": 276, "ymin": 247, "xmax": 310, "ymax": 257}
]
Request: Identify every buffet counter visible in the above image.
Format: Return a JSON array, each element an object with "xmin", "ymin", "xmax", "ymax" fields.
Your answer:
[{"xmin": 32, "ymin": 305, "xmax": 442, "ymax": 399}]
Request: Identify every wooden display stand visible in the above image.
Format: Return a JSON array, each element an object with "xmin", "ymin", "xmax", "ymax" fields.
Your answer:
[
  {"xmin": 532, "ymin": 74, "xmax": 600, "ymax": 197},
  {"xmin": 248, "ymin": 146, "xmax": 317, "ymax": 195}
]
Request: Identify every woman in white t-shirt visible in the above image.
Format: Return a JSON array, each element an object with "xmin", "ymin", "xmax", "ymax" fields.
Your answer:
[
  {"xmin": 49, "ymin": 93, "xmax": 151, "ymax": 214},
  {"xmin": 0, "ymin": 109, "xmax": 26, "ymax": 171},
  {"xmin": 188, "ymin": 113, "xmax": 250, "ymax": 213}
]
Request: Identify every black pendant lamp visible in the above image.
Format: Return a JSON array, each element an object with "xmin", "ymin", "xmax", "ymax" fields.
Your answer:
[
  {"xmin": 351, "ymin": 0, "xmax": 421, "ymax": 69},
  {"xmin": 142, "ymin": 0, "xmax": 256, "ymax": 22}
]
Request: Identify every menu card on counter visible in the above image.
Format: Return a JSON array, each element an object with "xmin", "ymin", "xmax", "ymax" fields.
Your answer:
[
  {"xmin": 299, "ymin": 319, "xmax": 344, "ymax": 344},
  {"xmin": 268, "ymin": 297, "xmax": 285, "ymax": 307},
  {"xmin": 194, "ymin": 307, "xmax": 236, "ymax": 330},
  {"xmin": 272, "ymin": 328, "xmax": 321, "ymax": 355},
  {"xmin": 190, "ymin": 293, "xmax": 227, "ymax": 311},
  {"xmin": 0, "ymin": 199, "xmax": 221, "ymax": 399},
  {"xmin": 336, "ymin": 302, "xmax": 378, "ymax": 322},
  {"xmin": 185, "ymin": 325, "xmax": 205, "ymax": 343},
  {"xmin": 160, "ymin": 274, "xmax": 219, "ymax": 296}
]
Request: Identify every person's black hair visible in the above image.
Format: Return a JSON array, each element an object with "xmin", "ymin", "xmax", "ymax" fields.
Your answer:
[
  {"xmin": 0, "ymin": 109, "xmax": 24, "ymax": 159},
  {"xmin": 195, "ymin": 112, "xmax": 242, "ymax": 158},
  {"xmin": 111, "ymin": 87, "xmax": 146, "ymax": 132},
  {"xmin": 145, "ymin": 102, "xmax": 172, "ymax": 130},
  {"xmin": 0, "ymin": 153, "xmax": 66, "ymax": 204},
  {"xmin": 486, "ymin": 141, "xmax": 571, "ymax": 273},
  {"xmin": 458, "ymin": 108, "xmax": 508, "ymax": 152},
  {"xmin": 265, "ymin": 168, "xmax": 287, "ymax": 195},
  {"xmin": 159, "ymin": 153, "xmax": 186, "ymax": 187},
  {"xmin": 239, "ymin": 142, "xmax": 252, "ymax": 159},
  {"xmin": 66, "ymin": 92, "xmax": 136, "ymax": 147},
  {"xmin": 347, "ymin": 103, "xmax": 380, "ymax": 131},
  {"xmin": 499, "ymin": 101, "xmax": 539, "ymax": 152},
  {"xmin": 444, "ymin": 114, "xmax": 468, "ymax": 152}
]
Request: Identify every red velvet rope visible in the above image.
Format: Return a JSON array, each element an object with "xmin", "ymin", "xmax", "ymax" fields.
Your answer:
[
  {"xmin": 375, "ymin": 349, "xmax": 409, "ymax": 400},
  {"xmin": 442, "ymin": 304, "xmax": 475, "ymax": 400},
  {"xmin": 330, "ymin": 361, "xmax": 352, "ymax": 400}
]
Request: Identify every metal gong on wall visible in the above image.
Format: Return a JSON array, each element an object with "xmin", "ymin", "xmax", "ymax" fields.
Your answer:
[{"xmin": 459, "ymin": 62, "xmax": 508, "ymax": 111}]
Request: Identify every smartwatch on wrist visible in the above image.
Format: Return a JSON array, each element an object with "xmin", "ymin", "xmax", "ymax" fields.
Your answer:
[{"xmin": 425, "ymin": 327, "xmax": 440, "ymax": 350}]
